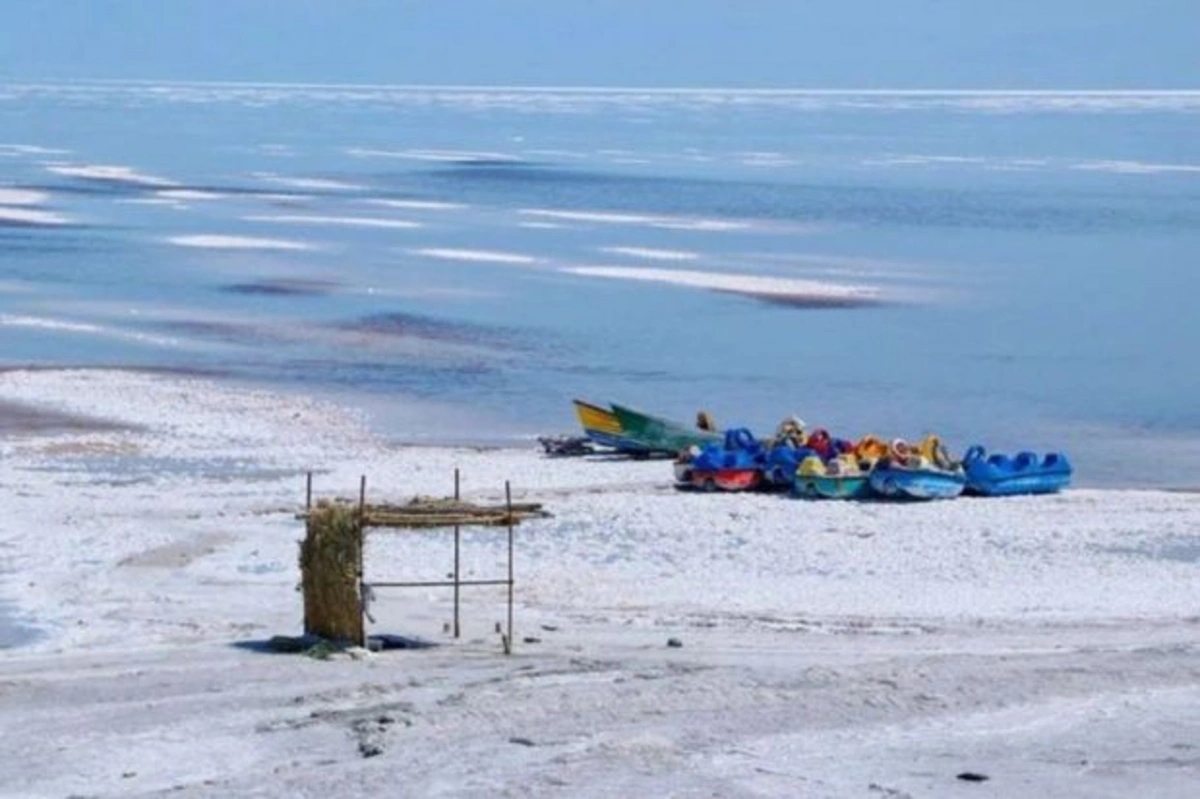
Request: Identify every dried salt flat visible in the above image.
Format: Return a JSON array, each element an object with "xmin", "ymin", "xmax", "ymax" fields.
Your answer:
[{"xmin": 0, "ymin": 368, "xmax": 1196, "ymax": 798}]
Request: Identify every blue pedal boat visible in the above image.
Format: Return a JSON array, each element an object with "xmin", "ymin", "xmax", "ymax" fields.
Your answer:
[
  {"xmin": 963, "ymin": 446, "xmax": 1072, "ymax": 496},
  {"xmin": 869, "ymin": 458, "xmax": 966, "ymax": 500}
]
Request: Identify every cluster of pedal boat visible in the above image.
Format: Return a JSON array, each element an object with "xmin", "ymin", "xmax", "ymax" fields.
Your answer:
[{"xmin": 571, "ymin": 400, "xmax": 1072, "ymax": 500}]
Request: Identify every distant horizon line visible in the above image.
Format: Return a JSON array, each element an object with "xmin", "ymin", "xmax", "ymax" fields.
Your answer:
[{"xmin": 2, "ymin": 77, "xmax": 1199, "ymax": 94}]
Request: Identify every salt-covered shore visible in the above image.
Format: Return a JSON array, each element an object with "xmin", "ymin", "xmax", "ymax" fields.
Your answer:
[{"xmin": 0, "ymin": 369, "xmax": 1197, "ymax": 797}]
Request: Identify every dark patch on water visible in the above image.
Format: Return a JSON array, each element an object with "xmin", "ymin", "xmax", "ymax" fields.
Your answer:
[
  {"xmin": 724, "ymin": 289, "xmax": 885, "ymax": 309},
  {"xmin": 0, "ymin": 217, "xmax": 82, "ymax": 231},
  {"xmin": 260, "ymin": 357, "xmax": 503, "ymax": 400},
  {"xmin": 155, "ymin": 319, "xmax": 275, "ymax": 346},
  {"xmin": 335, "ymin": 311, "xmax": 515, "ymax": 348},
  {"xmin": 410, "ymin": 163, "xmax": 1200, "ymax": 234},
  {"xmin": 0, "ymin": 230, "xmax": 99, "ymax": 253},
  {"xmin": 220, "ymin": 278, "xmax": 338, "ymax": 297},
  {"xmin": 18, "ymin": 179, "xmax": 326, "ymax": 202}
]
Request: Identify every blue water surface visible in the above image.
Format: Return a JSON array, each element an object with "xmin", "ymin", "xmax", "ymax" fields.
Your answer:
[{"xmin": 2, "ymin": 84, "xmax": 1199, "ymax": 486}]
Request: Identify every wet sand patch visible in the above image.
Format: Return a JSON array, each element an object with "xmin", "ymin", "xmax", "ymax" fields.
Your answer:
[
  {"xmin": 0, "ymin": 599, "xmax": 37, "ymax": 649},
  {"xmin": 118, "ymin": 531, "xmax": 236, "ymax": 569}
]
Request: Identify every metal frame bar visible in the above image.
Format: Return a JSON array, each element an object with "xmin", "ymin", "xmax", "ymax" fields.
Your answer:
[
  {"xmin": 303, "ymin": 470, "xmax": 519, "ymax": 654},
  {"xmin": 368, "ymin": 579, "xmax": 512, "ymax": 588}
]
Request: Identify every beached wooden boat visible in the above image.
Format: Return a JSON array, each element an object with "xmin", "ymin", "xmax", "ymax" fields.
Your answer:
[
  {"xmin": 610, "ymin": 403, "xmax": 721, "ymax": 456},
  {"xmin": 572, "ymin": 399, "xmax": 650, "ymax": 453}
]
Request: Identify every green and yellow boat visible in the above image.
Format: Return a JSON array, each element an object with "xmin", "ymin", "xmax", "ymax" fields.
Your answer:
[
  {"xmin": 609, "ymin": 403, "xmax": 721, "ymax": 456},
  {"xmin": 572, "ymin": 399, "xmax": 651, "ymax": 453}
]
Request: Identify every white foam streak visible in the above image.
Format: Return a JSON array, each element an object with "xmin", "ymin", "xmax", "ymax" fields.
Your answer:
[
  {"xmin": 1072, "ymin": 159, "xmax": 1200, "ymax": 175},
  {"xmin": 363, "ymin": 198, "xmax": 467, "ymax": 211},
  {"xmin": 520, "ymin": 208, "xmax": 751, "ymax": 232},
  {"xmin": 253, "ymin": 173, "xmax": 366, "ymax": 191},
  {"xmin": 117, "ymin": 198, "xmax": 188, "ymax": 209},
  {"xmin": 601, "ymin": 246, "xmax": 699, "ymax": 261},
  {"xmin": 564, "ymin": 266, "xmax": 881, "ymax": 302},
  {"xmin": 0, "ymin": 206, "xmax": 71, "ymax": 226},
  {"xmin": 409, "ymin": 248, "xmax": 539, "ymax": 265},
  {"xmin": 0, "ymin": 314, "xmax": 179, "ymax": 347},
  {"xmin": 345, "ymin": 147, "xmax": 519, "ymax": 162},
  {"xmin": 244, "ymin": 214, "xmax": 422, "ymax": 229},
  {"xmin": 45, "ymin": 163, "xmax": 177, "ymax": 187},
  {"xmin": 166, "ymin": 235, "xmax": 317, "ymax": 251},
  {"xmin": 518, "ymin": 221, "xmax": 568, "ymax": 229},
  {"xmin": 0, "ymin": 144, "xmax": 71, "ymax": 156},
  {"xmin": 156, "ymin": 189, "xmax": 227, "ymax": 201},
  {"xmin": 0, "ymin": 188, "xmax": 49, "ymax": 205}
]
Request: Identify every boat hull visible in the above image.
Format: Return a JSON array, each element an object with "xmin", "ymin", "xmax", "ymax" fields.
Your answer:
[
  {"xmin": 572, "ymin": 399, "xmax": 651, "ymax": 453},
  {"xmin": 966, "ymin": 471, "xmax": 1071, "ymax": 496},
  {"xmin": 795, "ymin": 474, "xmax": 872, "ymax": 499},
  {"xmin": 610, "ymin": 403, "xmax": 721, "ymax": 455},
  {"xmin": 963, "ymin": 447, "xmax": 1072, "ymax": 496},
  {"xmin": 869, "ymin": 467, "xmax": 965, "ymax": 500},
  {"xmin": 689, "ymin": 469, "xmax": 761, "ymax": 492}
]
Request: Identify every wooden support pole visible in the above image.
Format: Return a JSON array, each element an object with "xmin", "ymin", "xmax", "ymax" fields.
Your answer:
[
  {"xmin": 453, "ymin": 468, "xmax": 461, "ymax": 638},
  {"xmin": 506, "ymin": 480, "xmax": 514, "ymax": 655},
  {"xmin": 357, "ymin": 474, "xmax": 367, "ymax": 648}
]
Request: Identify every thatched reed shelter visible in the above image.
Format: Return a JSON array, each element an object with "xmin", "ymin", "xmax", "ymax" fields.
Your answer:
[{"xmin": 299, "ymin": 500, "xmax": 363, "ymax": 645}]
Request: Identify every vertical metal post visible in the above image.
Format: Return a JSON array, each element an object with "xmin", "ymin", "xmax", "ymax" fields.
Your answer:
[
  {"xmin": 505, "ymin": 479, "xmax": 514, "ymax": 655},
  {"xmin": 453, "ymin": 468, "xmax": 461, "ymax": 638},
  {"xmin": 357, "ymin": 474, "xmax": 367, "ymax": 648},
  {"xmin": 303, "ymin": 472, "xmax": 312, "ymax": 634}
]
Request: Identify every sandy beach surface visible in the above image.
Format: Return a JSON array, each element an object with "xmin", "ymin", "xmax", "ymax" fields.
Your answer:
[{"xmin": 1, "ymin": 369, "xmax": 1197, "ymax": 798}]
